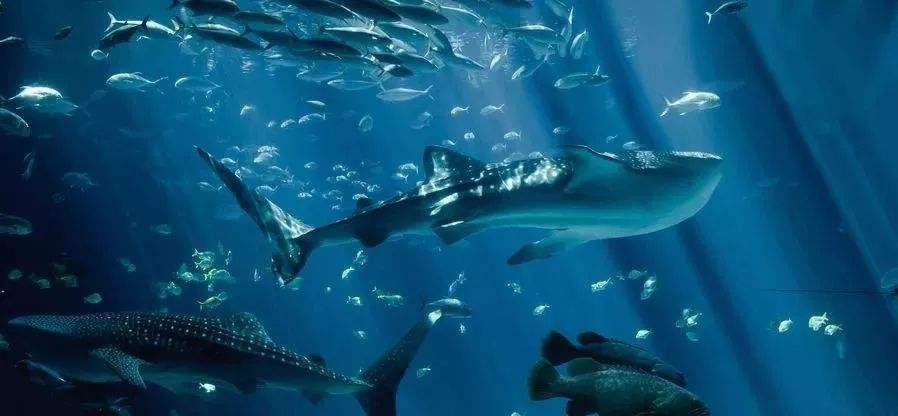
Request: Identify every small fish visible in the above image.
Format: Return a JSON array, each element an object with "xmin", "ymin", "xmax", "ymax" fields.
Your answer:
[
  {"xmin": 53, "ymin": 26, "xmax": 73, "ymax": 40},
  {"xmin": 0, "ymin": 108, "xmax": 30, "ymax": 137},
  {"xmin": 489, "ymin": 52, "xmax": 505, "ymax": 70},
  {"xmin": 415, "ymin": 366, "xmax": 431, "ymax": 378},
  {"xmin": 533, "ymin": 304, "xmax": 550, "ymax": 316},
  {"xmin": 660, "ymin": 91, "xmax": 720, "ymax": 117},
  {"xmin": 635, "ymin": 329, "xmax": 652, "ymax": 339},
  {"xmin": 777, "ymin": 319, "xmax": 792, "ymax": 333},
  {"xmin": 480, "ymin": 104, "xmax": 504, "ymax": 116},
  {"xmin": 83, "ymin": 293, "xmax": 103, "ymax": 304},
  {"xmin": 174, "ymin": 76, "xmax": 221, "ymax": 93},
  {"xmin": 358, "ymin": 114, "xmax": 374, "ymax": 132},
  {"xmin": 809, "ymin": 313, "xmax": 828, "ymax": 331},
  {"xmin": 376, "ymin": 86, "xmax": 432, "ymax": 102}
]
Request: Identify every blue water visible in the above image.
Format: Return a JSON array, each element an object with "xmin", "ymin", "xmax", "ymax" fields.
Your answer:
[{"xmin": 2, "ymin": 0, "xmax": 898, "ymax": 415}]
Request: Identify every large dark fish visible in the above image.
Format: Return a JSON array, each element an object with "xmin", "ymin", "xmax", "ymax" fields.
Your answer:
[
  {"xmin": 97, "ymin": 17, "xmax": 148, "ymax": 50},
  {"xmin": 542, "ymin": 331, "xmax": 687, "ymax": 386},
  {"xmin": 288, "ymin": 0, "xmax": 358, "ymax": 20},
  {"xmin": 169, "ymin": 0, "xmax": 240, "ymax": 17},
  {"xmin": 331, "ymin": 0, "xmax": 402, "ymax": 22},
  {"xmin": 529, "ymin": 358, "xmax": 710, "ymax": 416},
  {"xmin": 7, "ymin": 310, "xmax": 444, "ymax": 416},
  {"xmin": 190, "ymin": 25, "xmax": 268, "ymax": 51},
  {"xmin": 386, "ymin": 4, "xmax": 449, "ymax": 25},
  {"xmin": 196, "ymin": 145, "xmax": 722, "ymax": 285}
]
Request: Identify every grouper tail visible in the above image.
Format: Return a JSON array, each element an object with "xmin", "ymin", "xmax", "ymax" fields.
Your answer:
[
  {"xmin": 195, "ymin": 146, "xmax": 313, "ymax": 286},
  {"xmin": 355, "ymin": 310, "xmax": 443, "ymax": 416}
]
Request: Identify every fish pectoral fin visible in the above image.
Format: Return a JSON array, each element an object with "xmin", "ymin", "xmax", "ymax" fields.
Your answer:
[
  {"xmin": 565, "ymin": 399, "xmax": 593, "ymax": 416},
  {"xmin": 507, "ymin": 230, "xmax": 594, "ymax": 265},
  {"xmin": 90, "ymin": 346, "xmax": 146, "ymax": 389},
  {"xmin": 431, "ymin": 220, "xmax": 486, "ymax": 245}
]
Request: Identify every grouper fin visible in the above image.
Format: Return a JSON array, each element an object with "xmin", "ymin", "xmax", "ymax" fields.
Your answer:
[
  {"xmin": 90, "ymin": 347, "xmax": 146, "ymax": 389},
  {"xmin": 567, "ymin": 358, "xmax": 608, "ymax": 377},
  {"xmin": 225, "ymin": 312, "xmax": 272, "ymax": 343},
  {"xmin": 528, "ymin": 359, "xmax": 562, "ymax": 401},
  {"xmin": 432, "ymin": 220, "xmax": 487, "ymax": 245},
  {"xmin": 576, "ymin": 331, "xmax": 609, "ymax": 345},
  {"xmin": 507, "ymin": 230, "xmax": 594, "ymax": 265},
  {"xmin": 566, "ymin": 399, "xmax": 592, "ymax": 416},
  {"xmin": 196, "ymin": 146, "xmax": 313, "ymax": 285},
  {"xmin": 423, "ymin": 146, "xmax": 485, "ymax": 182},
  {"xmin": 355, "ymin": 310, "xmax": 443, "ymax": 416},
  {"xmin": 541, "ymin": 331, "xmax": 582, "ymax": 366}
]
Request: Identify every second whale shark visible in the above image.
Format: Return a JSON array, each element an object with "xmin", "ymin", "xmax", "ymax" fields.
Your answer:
[{"xmin": 196, "ymin": 145, "xmax": 722, "ymax": 285}]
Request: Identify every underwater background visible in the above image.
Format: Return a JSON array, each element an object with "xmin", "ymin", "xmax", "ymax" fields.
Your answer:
[{"xmin": 2, "ymin": 0, "xmax": 898, "ymax": 415}]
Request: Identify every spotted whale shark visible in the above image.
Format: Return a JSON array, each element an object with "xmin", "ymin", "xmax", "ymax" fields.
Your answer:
[
  {"xmin": 6, "ymin": 311, "xmax": 443, "ymax": 416},
  {"xmin": 196, "ymin": 145, "xmax": 722, "ymax": 285}
]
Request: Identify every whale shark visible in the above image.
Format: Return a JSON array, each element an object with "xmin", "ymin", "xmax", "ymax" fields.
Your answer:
[
  {"xmin": 6, "ymin": 311, "xmax": 443, "ymax": 416},
  {"xmin": 196, "ymin": 145, "xmax": 722, "ymax": 285}
]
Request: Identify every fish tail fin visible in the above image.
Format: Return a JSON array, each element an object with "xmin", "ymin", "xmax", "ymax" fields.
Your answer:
[
  {"xmin": 152, "ymin": 76, "xmax": 168, "ymax": 84},
  {"xmin": 660, "ymin": 97, "xmax": 672, "ymax": 117},
  {"xmin": 705, "ymin": 11, "xmax": 714, "ymax": 24},
  {"xmin": 355, "ymin": 310, "xmax": 443, "ymax": 416},
  {"xmin": 140, "ymin": 16, "xmax": 150, "ymax": 31},
  {"xmin": 105, "ymin": 12, "xmax": 119, "ymax": 32},
  {"xmin": 541, "ymin": 331, "xmax": 581, "ymax": 365},
  {"xmin": 528, "ymin": 359, "xmax": 562, "ymax": 401},
  {"xmin": 195, "ymin": 146, "xmax": 314, "ymax": 286}
]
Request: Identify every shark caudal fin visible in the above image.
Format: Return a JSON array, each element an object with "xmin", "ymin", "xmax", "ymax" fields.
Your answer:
[
  {"xmin": 541, "ymin": 331, "xmax": 582, "ymax": 366},
  {"xmin": 355, "ymin": 310, "xmax": 443, "ymax": 416},
  {"xmin": 528, "ymin": 359, "xmax": 562, "ymax": 401},
  {"xmin": 195, "ymin": 147, "xmax": 314, "ymax": 285},
  {"xmin": 705, "ymin": 11, "xmax": 714, "ymax": 24}
]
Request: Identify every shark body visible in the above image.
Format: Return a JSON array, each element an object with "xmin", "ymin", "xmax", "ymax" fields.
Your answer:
[
  {"xmin": 197, "ymin": 145, "xmax": 722, "ymax": 285},
  {"xmin": 7, "ymin": 311, "xmax": 442, "ymax": 416}
]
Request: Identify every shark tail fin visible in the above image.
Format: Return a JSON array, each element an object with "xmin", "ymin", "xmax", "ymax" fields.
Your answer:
[
  {"xmin": 705, "ymin": 11, "xmax": 714, "ymax": 24},
  {"xmin": 528, "ymin": 359, "xmax": 562, "ymax": 401},
  {"xmin": 541, "ymin": 331, "xmax": 582, "ymax": 366},
  {"xmin": 355, "ymin": 310, "xmax": 443, "ymax": 416},
  {"xmin": 195, "ymin": 147, "xmax": 314, "ymax": 286}
]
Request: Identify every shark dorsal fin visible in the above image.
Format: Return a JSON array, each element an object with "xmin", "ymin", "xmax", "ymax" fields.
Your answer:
[
  {"xmin": 423, "ymin": 146, "xmax": 485, "ymax": 182},
  {"xmin": 226, "ymin": 312, "xmax": 272, "ymax": 343},
  {"xmin": 566, "ymin": 358, "xmax": 607, "ymax": 377},
  {"xmin": 90, "ymin": 346, "xmax": 146, "ymax": 389},
  {"xmin": 308, "ymin": 353, "xmax": 327, "ymax": 368},
  {"xmin": 355, "ymin": 197, "xmax": 375, "ymax": 213},
  {"xmin": 560, "ymin": 145, "xmax": 625, "ymax": 190}
]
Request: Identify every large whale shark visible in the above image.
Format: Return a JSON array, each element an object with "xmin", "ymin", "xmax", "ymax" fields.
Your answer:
[
  {"xmin": 6, "ymin": 311, "xmax": 443, "ymax": 416},
  {"xmin": 196, "ymin": 144, "xmax": 722, "ymax": 285}
]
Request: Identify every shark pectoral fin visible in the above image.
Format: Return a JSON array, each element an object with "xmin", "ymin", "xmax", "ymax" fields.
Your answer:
[
  {"xmin": 432, "ymin": 220, "xmax": 486, "ymax": 245},
  {"xmin": 565, "ymin": 399, "xmax": 592, "ymax": 416},
  {"xmin": 301, "ymin": 390, "xmax": 326, "ymax": 405},
  {"xmin": 507, "ymin": 231, "xmax": 594, "ymax": 265},
  {"xmin": 233, "ymin": 378, "xmax": 264, "ymax": 395},
  {"xmin": 90, "ymin": 347, "xmax": 146, "ymax": 389}
]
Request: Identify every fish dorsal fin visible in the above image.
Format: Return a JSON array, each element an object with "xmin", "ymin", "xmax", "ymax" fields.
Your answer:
[
  {"xmin": 423, "ymin": 146, "xmax": 485, "ymax": 182},
  {"xmin": 576, "ymin": 331, "xmax": 608, "ymax": 345},
  {"xmin": 225, "ymin": 312, "xmax": 272, "ymax": 343},
  {"xmin": 355, "ymin": 197, "xmax": 375, "ymax": 213},
  {"xmin": 566, "ymin": 358, "xmax": 607, "ymax": 377},
  {"xmin": 308, "ymin": 353, "xmax": 327, "ymax": 368},
  {"xmin": 90, "ymin": 346, "xmax": 146, "ymax": 389}
]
